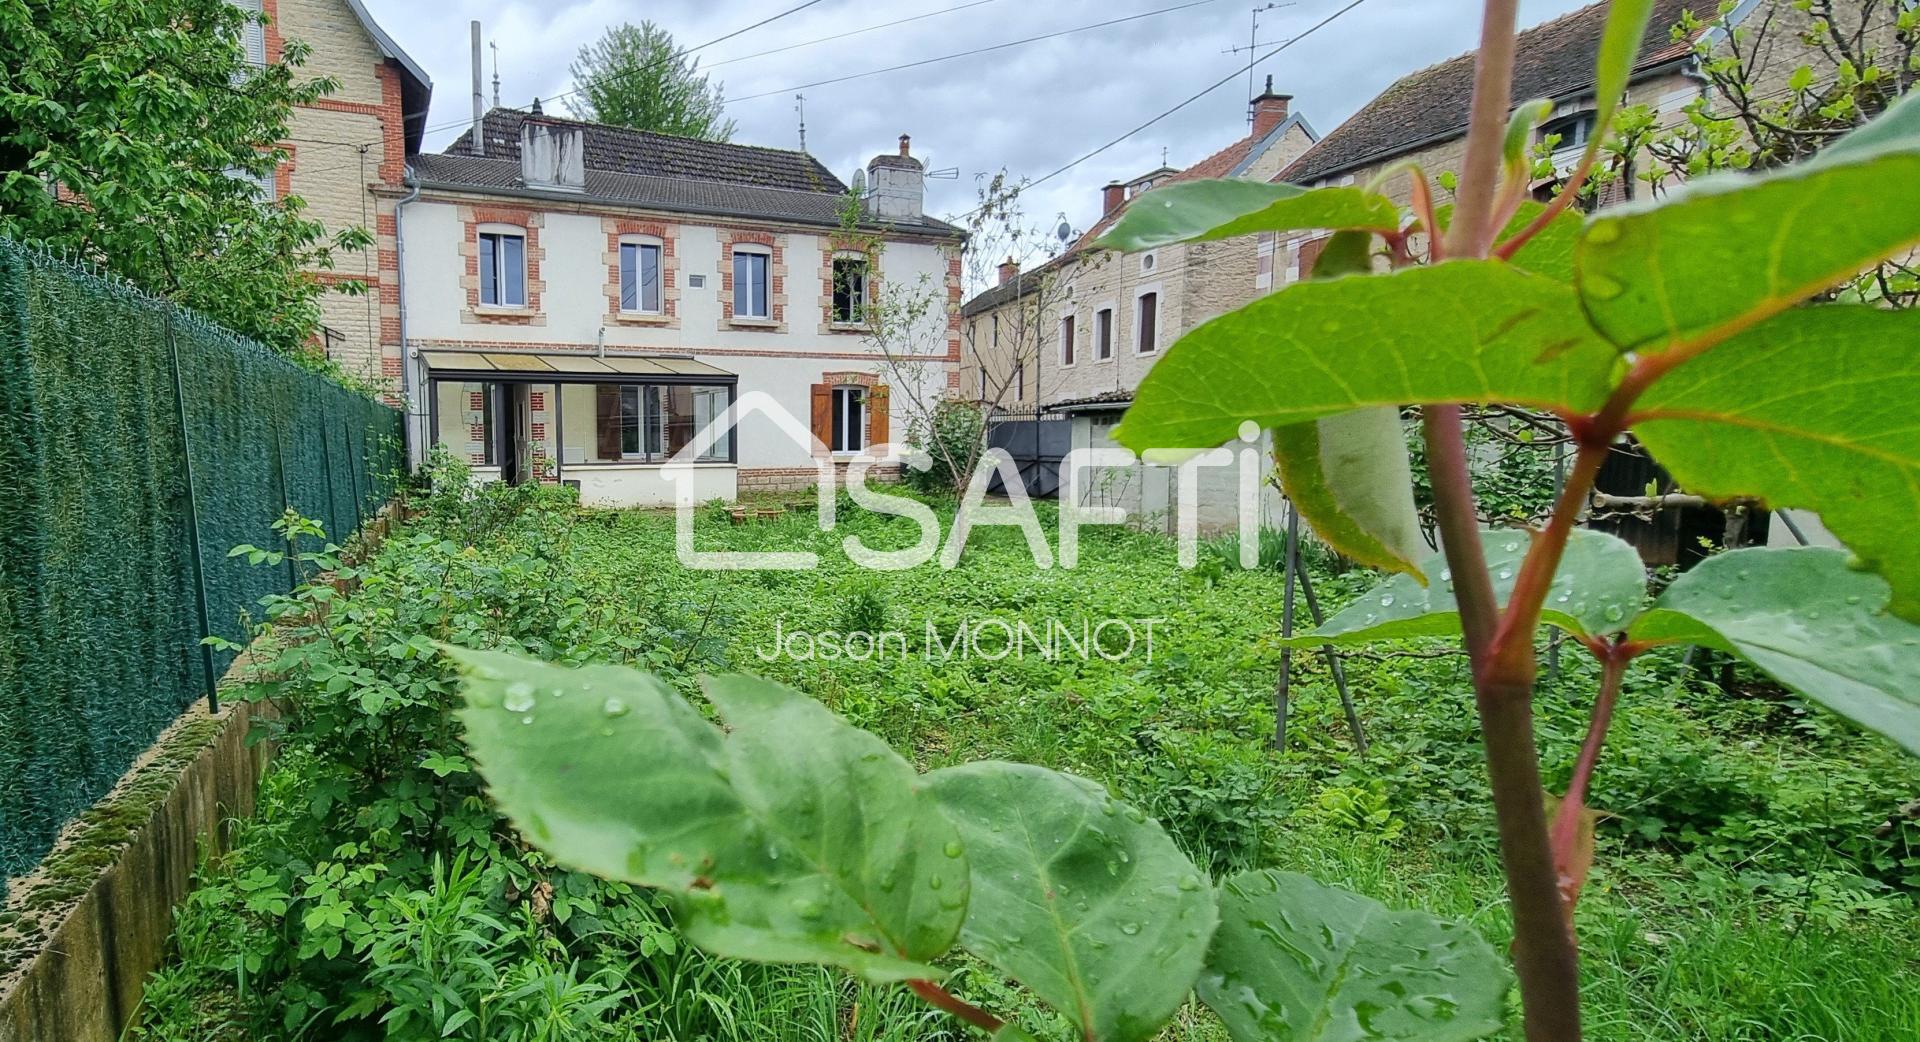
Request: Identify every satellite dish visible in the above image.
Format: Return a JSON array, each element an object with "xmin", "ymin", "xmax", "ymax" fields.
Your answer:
[
  {"xmin": 851, "ymin": 168, "xmax": 867, "ymax": 194},
  {"xmin": 1055, "ymin": 219, "xmax": 1073, "ymax": 243}
]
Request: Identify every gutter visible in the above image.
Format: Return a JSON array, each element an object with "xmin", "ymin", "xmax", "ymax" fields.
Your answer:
[{"xmin": 394, "ymin": 165, "xmax": 423, "ymax": 468}]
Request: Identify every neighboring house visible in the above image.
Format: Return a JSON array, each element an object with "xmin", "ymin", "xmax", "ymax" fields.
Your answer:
[
  {"xmin": 398, "ymin": 109, "xmax": 966, "ymax": 506},
  {"xmin": 239, "ymin": 0, "xmax": 431, "ymax": 385},
  {"xmin": 960, "ymin": 81, "xmax": 1316, "ymax": 527},
  {"xmin": 1272, "ymin": 0, "xmax": 1853, "ymax": 558}
]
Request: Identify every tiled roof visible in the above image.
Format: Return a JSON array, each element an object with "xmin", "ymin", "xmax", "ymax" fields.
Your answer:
[
  {"xmin": 1282, "ymin": 0, "xmax": 1703, "ymax": 185},
  {"xmin": 962, "ymin": 110, "xmax": 1318, "ymax": 314},
  {"xmin": 447, "ymin": 109, "xmax": 843, "ymax": 192},
  {"xmin": 1045, "ymin": 389, "xmax": 1134, "ymax": 413},
  {"xmin": 421, "ymin": 110, "xmax": 963, "ymax": 236}
]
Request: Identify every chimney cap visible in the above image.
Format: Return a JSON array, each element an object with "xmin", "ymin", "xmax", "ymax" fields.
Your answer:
[
  {"xmin": 899, "ymin": 133, "xmax": 911, "ymax": 157},
  {"xmin": 1252, "ymin": 74, "xmax": 1292, "ymax": 103}
]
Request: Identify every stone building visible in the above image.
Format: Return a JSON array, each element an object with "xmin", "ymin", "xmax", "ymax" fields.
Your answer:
[
  {"xmin": 245, "ymin": 0, "xmax": 430, "ymax": 387},
  {"xmin": 397, "ymin": 111, "xmax": 966, "ymax": 504}
]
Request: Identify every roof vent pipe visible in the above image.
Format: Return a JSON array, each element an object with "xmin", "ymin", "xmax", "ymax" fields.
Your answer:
[{"xmin": 470, "ymin": 21, "xmax": 485, "ymax": 157}]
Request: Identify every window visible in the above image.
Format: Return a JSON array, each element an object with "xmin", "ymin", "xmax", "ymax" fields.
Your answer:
[
  {"xmin": 1015, "ymin": 363, "xmax": 1025, "ymax": 401},
  {"xmin": 978, "ymin": 368, "xmax": 988, "ymax": 400},
  {"xmin": 832, "ymin": 386, "xmax": 866, "ymax": 453},
  {"xmin": 1141, "ymin": 253, "xmax": 1157, "ymax": 272},
  {"xmin": 1136, "ymin": 292, "xmax": 1159, "ymax": 354},
  {"xmin": 232, "ymin": 0, "xmax": 266, "ymax": 67},
  {"xmin": 832, "ymin": 255, "xmax": 869, "ymax": 324},
  {"xmin": 620, "ymin": 241, "xmax": 662, "ymax": 313},
  {"xmin": 990, "ymin": 313, "xmax": 999, "ymax": 347},
  {"xmin": 591, "ymin": 383, "xmax": 733, "ymax": 463},
  {"xmin": 688, "ymin": 273, "xmax": 707, "ymax": 289},
  {"xmin": 1541, "ymin": 112, "xmax": 1595, "ymax": 158},
  {"xmin": 1095, "ymin": 307, "xmax": 1113, "ymax": 360},
  {"xmin": 479, "ymin": 231, "xmax": 527, "ymax": 308},
  {"xmin": 733, "ymin": 249, "xmax": 770, "ymax": 319},
  {"xmin": 226, "ymin": 165, "xmax": 274, "ymax": 203},
  {"xmin": 1060, "ymin": 314, "xmax": 1076, "ymax": 366}
]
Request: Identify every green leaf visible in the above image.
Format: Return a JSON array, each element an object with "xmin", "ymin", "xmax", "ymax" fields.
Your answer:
[
  {"xmin": 693, "ymin": 675, "xmax": 969, "ymax": 970},
  {"xmin": 1279, "ymin": 529, "xmax": 1646, "ymax": 648},
  {"xmin": 1503, "ymin": 99, "xmax": 1555, "ymax": 170},
  {"xmin": 1268, "ymin": 230, "xmax": 1424, "ymax": 579},
  {"xmin": 1499, "ymin": 201, "xmax": 1583, "ymax": 283},
  {"xmin": 1273, "ymin": 409, "xmax": 1424, "ymax": 578},
  {"xmin": 1591, "ymin": 0, "xmax": 1657, "ymax": 141},
  {"xmin": 449, "ymin": 648, "xmax": 961, "ymax": 980},
  {"xmin": 1198, "ymin": 870, "xmax": 1509, "ymax": 1042},
  {"xmin": 1631, "ymin": 306, "xmax": 1920, "ymax": 621},
  {"xmin": 1093, "ymin": 179, "xmax": 1401, "ymax": 253},
  {"xmin": 1577, "ymin": 90, "xmax": 1920, "ymax": 352},
  {"xmin": 1631, "ymin": 548, "xmax": 1920, "ymax": 757},
  {"xmin": 925, "ymin": 762, "xmax": 1217, "ymax": 1042},
  {"xmin": 1114, "ymin": 262, "xmax": 1620, "ymax": 454}
]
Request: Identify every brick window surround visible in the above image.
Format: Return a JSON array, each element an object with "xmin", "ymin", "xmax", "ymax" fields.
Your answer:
[
  {"xmin": 819, "ymin": 240, "xmax": 881, "ymax": 334},
  {"xmin": 460, "ymin": 206, "xmax": 545, "ymax": 326},
  {"xmin": 719, "ymin": 230, "xmax": 786, "ymax": 331},
  {"xmin": 603, "ymin": 218, "xmax": 681, "ymax": 328}
]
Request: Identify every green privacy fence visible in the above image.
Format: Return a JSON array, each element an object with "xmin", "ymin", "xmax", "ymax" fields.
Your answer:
[{"xmin": 0, "ymin": 238, "xmax": 403, "ymax": 884}]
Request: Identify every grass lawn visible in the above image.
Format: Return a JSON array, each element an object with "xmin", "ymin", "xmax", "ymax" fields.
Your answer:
[
  {"xmin": 131, "ymin": 488, "xmax": 1920, "ymax": 1041},
  {"xmin": 573, "ymin": 497, "xmax": 1920, "ymax": 1041}
]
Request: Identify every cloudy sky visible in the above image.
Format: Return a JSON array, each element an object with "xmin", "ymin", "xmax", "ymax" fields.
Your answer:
[{"xmin": 363, "ymin": 0, "xmax": 1592, "ymax": 253}]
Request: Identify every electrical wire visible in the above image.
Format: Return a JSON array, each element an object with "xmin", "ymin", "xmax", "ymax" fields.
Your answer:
[
  {"xmin": 705, "ymin": 0, "xmax": 1009, "ymax": 69},
  {"xmin": 405, "ymin": 0, "xmax": 834, "ymax": 146},
  {"xmin": 723, "ymin": 0, "xmax": 1232, "ymax": 105},
  {"xmin": 942, "ymin": 0, "xmax": 1371, "ymax": 226}
]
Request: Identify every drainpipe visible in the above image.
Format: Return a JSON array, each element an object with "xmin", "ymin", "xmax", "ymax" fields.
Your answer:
[{"xmin": 394, "ymin": 164, "xmax": 423, "ymax": 469}]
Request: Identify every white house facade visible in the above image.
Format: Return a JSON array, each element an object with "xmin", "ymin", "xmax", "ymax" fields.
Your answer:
[{"xmin": 397, "ymin": 109, "xmax": 965, "ymax": 506}]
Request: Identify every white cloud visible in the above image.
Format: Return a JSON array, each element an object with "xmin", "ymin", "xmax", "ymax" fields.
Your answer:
[{"xmin": 358, "ymin": 0, "xmax": 1595, "ymax": 244}]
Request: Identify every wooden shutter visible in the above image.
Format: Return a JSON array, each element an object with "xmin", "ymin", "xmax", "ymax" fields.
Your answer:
[
  {"xmin": 1297, "ymin": 235, "xmax": 1329, "ymax": 280},
  {"xmin": 596, "ymin": 384, "xmax": 621, "ymax": 459},
  {"xmin": 867, "ymin": 385, "xmax": 890, "ymax": 446},
  {"xmin": 810, "ymin": 383, "xmax": 833, "ymax": 451}
]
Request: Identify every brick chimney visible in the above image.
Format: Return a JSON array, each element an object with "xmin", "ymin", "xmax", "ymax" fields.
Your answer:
[
  {"xmin": 899, "ymin": 134, "xmax": 912, "ymax": 157},
  {"xmin": 998, "ymin": 258, "xmax": 1020, "ymax": 285},
  {"xmin": 1102, "ymin": 182, "xmax": 1125, "ymax": 214},
  {"xmin": 1250, "ymin": 75, "xmax": 1293, "ymax": 140}
]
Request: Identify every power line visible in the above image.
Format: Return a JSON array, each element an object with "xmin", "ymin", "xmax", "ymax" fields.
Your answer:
[
  {"xmin": 945, "ymin": 0, "xmax": 1371, "ymax": 226},
  {"xmin": 724, "ymin": 0, "xmax": 1233, "ymax": 105},
  {"xmin": 408, "ymin": 0, "xmax": 833, "ymax": 146},
  {"xmin": 706, "ymin": 0, "xmax": 1009, "ymax": 69}
]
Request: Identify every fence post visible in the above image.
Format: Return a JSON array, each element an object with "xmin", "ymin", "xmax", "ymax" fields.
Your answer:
[
  {"xmin": 319, "ymin": 416, "xmax": 340, "ymax": 544},
  {"xmin": 345, "ymin": 419, "xmax": 365, "ymax": 530},
  {"xmin": 271, "ymin": 413, "xmax": 297, "ymax": 589},
  {"xmin": 165, "ymin": 313, "xmax": 220, "ymax": 715}
]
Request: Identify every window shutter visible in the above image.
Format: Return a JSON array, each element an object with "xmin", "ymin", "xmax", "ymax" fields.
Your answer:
[
  {"xmin": 810, "ymin": 383, "xmax": 833, "ymax": 450},
  {"xmin": 868, "ymin": 385, "xmax": 890, "ymax": 446},
  {"xmin": 596, "ymin": 385, "xmax": 621, "ymax": 459}
]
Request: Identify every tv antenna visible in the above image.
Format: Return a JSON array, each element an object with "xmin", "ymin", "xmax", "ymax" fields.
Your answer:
[
  {"xmin": 795, "ymin": 93, "xmax": 807, "ymax": 152},
  {"xmin": 1223, "ymin": 3, "xmax": 1296, "ymax": 121}
]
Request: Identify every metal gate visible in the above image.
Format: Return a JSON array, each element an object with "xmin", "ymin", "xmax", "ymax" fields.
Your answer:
[{"xmin": 984, "ymin": 409, "xmax": 1071, "ymax": 498}]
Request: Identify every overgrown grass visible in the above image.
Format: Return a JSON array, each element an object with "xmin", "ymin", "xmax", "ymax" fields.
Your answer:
[{"xmin": 132, "ymin": 488, "xmax": 1920, "ymax": 1041}]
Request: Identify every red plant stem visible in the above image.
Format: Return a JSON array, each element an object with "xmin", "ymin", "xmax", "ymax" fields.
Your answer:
[
  {"xmin": 1557, "ymin": 648, "xmax": 1628, "ymax": 833},
  {"xmin": 1425, "ymin": 408, "xmax": 1583, "ymax": 1042},
  {"xmin": 1496, "ymin": 144, "xmax": 1601, "ymax": 261},
  {"xmin": 907, "ymin": 979, "xmax": 1004, "ymax": 1034},
  {"xmin": 1446, "ymin": 0, "xmax": 1523, "ymax": 261},
  {"xmin": 1486, "ymin": 441, "xmax": 1609, "ymax": 682},
  {"xmin": 1410, "ymin": 172, "xmax": 1443, "ymax": 263}
]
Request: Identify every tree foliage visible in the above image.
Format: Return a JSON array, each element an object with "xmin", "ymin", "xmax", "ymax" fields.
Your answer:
[
  {"xmin": 565, "ymin": 22, "xmax": 736, "ymax": 141},
  {"xmin": 0, "ymin": 0, "xmax": 367, "ymax": 358}
]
